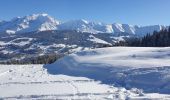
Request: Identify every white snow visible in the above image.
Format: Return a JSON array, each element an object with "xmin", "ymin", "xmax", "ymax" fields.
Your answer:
[
  {"xmin": 0, "ymin": 37, "xmax": 34, "ymax": 47},
  {"xmin": 50, "ymin": 47, "xmax": 170, "ymax": 69},
  {"xmin": 0, "ymin": 13, "xmax": 167, "ymax": 36},
  {"xmin": 1, "ymin": 47, "xmax": 170, "ymax": 99},
  {"xmin": 8, "ymin": 37, "xmax": 33, "ymax": 46},
  {"xmin": 0, "ymin": 65, "xmax": 139, "ymax": 99},
  {"xmin": 47, "ymin": 47, "xmax": 170, "ymax": 94},
  {"xmin": 112, "ymin": 36, "xmax": 127, "ymax": 42},
  {"xmin": 88, "ymin": 35, "xmax": 112, "ymax": 44},
  {"xmin": 0, "ymin": 64, "xmax": 170, "ymax": 99},
  {"xmin": 0, "ymin": 41, "xmax": 6, "ymax": 45},
  {"xmin": 112, "ymin": 23, "xmax": 125, "ymax": 32},
  {"xmin": 135, "ymin": 25, "xmax": 166, "ymax": 36},
  {"xmin": 5, "ymin": 30, "xmax": 15, "ymax": 34},
  {"xmin": 0, "ymin": 13, "xmax": 60, "ymax": 33},
  {"xmin": 0, "ymin": 50, "xmax": 14, "ymax": 54}
]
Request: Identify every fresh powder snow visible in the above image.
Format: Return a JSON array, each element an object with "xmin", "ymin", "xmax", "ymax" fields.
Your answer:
[
  {"xmin": 46, "ymin": 47, "xmax": 170, "ymax": 93},
  {"xmin": 1, "ymin": 47, "xmax": 170, "ymax": 99}
]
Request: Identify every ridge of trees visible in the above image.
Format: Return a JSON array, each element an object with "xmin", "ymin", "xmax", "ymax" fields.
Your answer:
[
  {"xmin": 116, "ymin": 27, "xmax": 170, "ymax": 47},
  {"xmin": 0, "ymin": 53, "xmax": 64, "ymax": 64}
]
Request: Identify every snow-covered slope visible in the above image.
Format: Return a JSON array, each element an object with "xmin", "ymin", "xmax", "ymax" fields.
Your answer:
[
  {"xmin": 1, "ymin": 47, "xmax": 170, "ymax": 99},
  {"xmin": 46, "ymin": 47, "xmax": 170, "ymax": 94},
  {"xmin": 112, "ymin": 23, "xmax": 136, "ymax": 34},
  {"xmin": 112, "ymin": 23, "xmax": 167, "ymax": 36},
  {"xmin": 58, "ymin": 20, "xmax": 114, "ymax": 33},
  {"xmin": 0, "ymin": 30, "xmax": 117, "ymax": 61},
  {"xmin": 135, "ymin": 25, "xmax": 165, "ymax": 36},
  {"xmin": 1, "ymin": 64, "xmax": 170, "ymax": 99},
  {"xmin": 0, "ymin": 65, "xmax": 114, "ymax": 99},
  {"xmin": 0, "ymin": 13, "xmax": 167, "ymax": 36},
  {"xmin": 0, "ymin": 13, "xmax": 60, "ymax": 33}
]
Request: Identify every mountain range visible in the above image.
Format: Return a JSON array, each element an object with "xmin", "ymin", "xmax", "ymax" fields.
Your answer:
[
  {"xmin": 0, "ymin": 13, "xmax": 169, "ymax": 61},
  {"xmin": 0, "ymin": 13, "xmax": 167, "ymax": 36}
]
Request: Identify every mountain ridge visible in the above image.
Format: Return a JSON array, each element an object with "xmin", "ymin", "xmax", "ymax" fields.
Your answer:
[{"xmin": 0, "ymin": 13, "xmax": 167, "ymax": 36}]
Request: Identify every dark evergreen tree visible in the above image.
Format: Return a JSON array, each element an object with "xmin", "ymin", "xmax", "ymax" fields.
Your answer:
[{"xmin": 116, "ymin": 26, "xmax": 170, "ymax": 47}]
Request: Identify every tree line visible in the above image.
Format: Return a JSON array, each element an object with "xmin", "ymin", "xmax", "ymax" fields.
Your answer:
[
  {"xmin": 1, "ymin": 27, "xmax": 170, "ymax": 64},
  {"xmin": 0, "ymin": 53, "xmax": 64, "ymax": 64},
  {"xmin": 116, "ymin": 27, "xmax": 170, "ymax": 47}
]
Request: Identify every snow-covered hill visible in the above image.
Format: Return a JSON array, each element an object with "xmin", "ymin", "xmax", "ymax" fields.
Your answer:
[
  {"xmin": 0, "ymin": 64, "xmax": 167, "ymax": 100},
  {"xmin": 0, "ymin": 30, "xmax": 116, "ymax": 61},
  {"xmin": 46, "ymin": 47, "xmax": 170, "ymax": 94},
  {"xmin": 58, "ymin": 19, "xmax": 114, "ymax": 34},
  {"xmin": 0, "ymin": 65, "xmax": 117, "ymax": 99},
  {"xmin": 0, "ymin": 13, "xmax": 167, "ymax": 36},
  {"xmin": 1, "ymin": 47, "xmax": 170, "ymax": 99}
]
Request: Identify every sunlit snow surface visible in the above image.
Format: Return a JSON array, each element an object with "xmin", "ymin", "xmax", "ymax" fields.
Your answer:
[
  {"xmin": 0, "ymin": 65, "xmax": 144, "ymax": 100},
  {"xmin": 1, "ymin": 47, "xmax": 170, "ymax": 99}
]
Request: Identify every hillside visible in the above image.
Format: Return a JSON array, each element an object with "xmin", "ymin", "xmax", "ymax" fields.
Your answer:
[
  {"xmin": 1, "ymin": 47, "xmax": 170, "ymax": 99},
  {"xmin": 46, "ymin": 47, "xmax": 170, "ymax": 93}
]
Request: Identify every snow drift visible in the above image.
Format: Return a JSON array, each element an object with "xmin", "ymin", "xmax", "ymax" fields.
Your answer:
[
  {"xmin": 1, "ymin": 64, "xmax": 170, "ymax": 99},
  {"xmin": 45, "ymin": 47, "xmax": 170, "ymax": 93}
]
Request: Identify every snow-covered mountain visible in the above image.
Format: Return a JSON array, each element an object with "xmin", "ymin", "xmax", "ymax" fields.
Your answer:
[
  {"xmin": 0, "ymin": 13, "xmax": 167, "ymax": 36},
  {"xmin": 0, "ymin": 14, "xmax": 168, "ymax": 61},
  {"xmin": 0, "ymin": 13, "xmax": 60, "ymax": 34},
  {"xmin": 58, "ymin": 19, "xmax": 114, "ymax": 33}
]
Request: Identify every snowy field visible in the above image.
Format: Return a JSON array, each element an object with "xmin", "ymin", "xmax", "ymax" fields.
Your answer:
[{"xmin": 1, "ymin": 47, "xmax": 170, "ymax": 99}]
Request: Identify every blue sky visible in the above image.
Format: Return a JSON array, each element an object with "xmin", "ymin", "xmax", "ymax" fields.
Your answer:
[{"xmin": 0, "ymin": 0, "xmax": 170, "ymax": 25}]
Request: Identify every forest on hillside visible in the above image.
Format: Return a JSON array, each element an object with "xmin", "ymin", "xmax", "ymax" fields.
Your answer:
[{"xmin": 116, "ymin": 27, "xmax": 170, "ymax": 47}]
